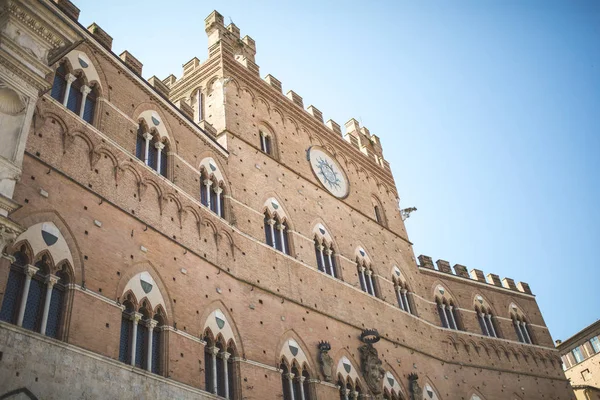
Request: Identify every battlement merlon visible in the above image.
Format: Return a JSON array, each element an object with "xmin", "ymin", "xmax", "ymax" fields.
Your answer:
[
  {"xmin": 417, "ymin": 254, "xmax": 534, "ymax": 295},
  {"xmin": 205, "ymin": 11, "xmax": 257, "ymax": 65}
]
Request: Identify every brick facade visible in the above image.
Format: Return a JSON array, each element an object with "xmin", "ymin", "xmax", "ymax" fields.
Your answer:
[{"xmin": 0, "ymin": 1, "xmax": 574, "ymax": 399}]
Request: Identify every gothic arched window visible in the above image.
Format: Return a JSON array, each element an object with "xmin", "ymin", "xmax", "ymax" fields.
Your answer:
[
  {"xmin": 50, "ymin": 61, "xmax": 99, "ymax": 126},
  {"xmin": 357, "ymin": 262, "xmax": 377, "ymax": 297},
  {"xmin": 0, "ymin": 250, "xmax": 69, "ymax": 340},
  {"xmin": 204, "ymin": 332, "xmax": 237, "ymax": 398},
  {"xmin": 436, "ymin": 298, "xmax": 460, "ymax": 330},
  {"xmin": 135, "ymin": 123, "xmax": 169, "ymax": 178},
  {"xmin": 394, "ymin": 278, "xmax": 416, "ymax": 315},
  {"xmin": 200, "ymin": 168, "xmax": 226, "ymax": 218},
  {"xmin": 476, "ymin": 305, "xmax": 499, "ymax": 338},
  {"xmin": 265, "ymin": 212, "xmax": 290, "ymax": 255},
  {"xmin": 314, "ymin": 237, "xmax": 337, "ymax": 279},
  {"xmin": 513, "ymin": 315, "xmax": 534, "ymax": 344}
]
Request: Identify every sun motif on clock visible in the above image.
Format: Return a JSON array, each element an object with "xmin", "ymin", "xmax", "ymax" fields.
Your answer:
[{"xmin": 308, "ymin": 146, "xmax": 349, "ymax": 198}]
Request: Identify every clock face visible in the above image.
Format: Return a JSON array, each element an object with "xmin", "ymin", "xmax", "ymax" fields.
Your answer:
[{"xmin": 308, "ymin": 146, "xmax": 349, "ymax": 198}]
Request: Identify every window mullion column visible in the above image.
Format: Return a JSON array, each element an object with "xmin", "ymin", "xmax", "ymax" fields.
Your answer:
[
  {"xmin": 204, "ymin": 180, "xmax": 213, "ymax": 209},
  {"xmin": 326, "ymin": 249, "xmax": 335, "ymax": 278},
  {"xmin": 222, "ymin": 351, "xmax": 230, "ymax": 399},
  {"xmin": 366, "ymin": 270, "xmax": 374, "ymax": 296},
  {"xmin": 146, "ymin": 319, "xmax": 158, "ymax": 371},
  {"xmin": 448, "ymin": 305, "xmax": 458, "ymax": 330},
  {"xmin": 39, "ymin": 274, "xmax": 59, "ymax": 334},
  {"xmin": 317, "ymin": 244, "xmax": 326, "ymax": 272},
  {"xmin": 79, "ymin": 85, "xmax": 91, "ymax": 118},
  {"xmin": 268, "ymin": 219, "xmax": 276, "ymax": 248},
  {"xmin": 210, "ymin": 346, "xmax": 219, "ymax": 394},
  {"xmin": 215, "ymin": 186, "xmax": 223, "ymax": 217},
  {"xmin": 62, "ymin": 73, "xmax": 76, "ymax": 106},
  {"xmin": 486, "ymin": 314, "xmax": 497, "ymax": 338},
  {"xmin": 278, "ymin": 223, "xmax": 287, "ymax": 254},
  {"xmin": 155, "ymin": 142, "xmax": 165, "ymax": 173},
  {"xmin": 16, "ymin": 265, "xmax": 39, "ymax": 327},
  {"xmin": 402, "ymin": 289, "xmax": 411, "ymax": 314},
  {"xmin": 440, "ymin": 304, "xmax": 449, "ymax": 328},
  {"xmin": 143, "ymin": 133, "xmax": 153, "ymax": 165},
  {"xmin": 298, "ymin": 375, "xmax": 306, "ymax": 400},
  {"xmin": 522, "ymin": 322, "xmax": 532, "ymax": 344},
  {"xmin": 287, "ymin": 373, "xmax": 296, "ymax": 400},
  {"xmin": 514, "ymin": 320, "xmax": 524, "ymax": 342},
  {"xmin": 130, "ymin": 312, "xmax": 142, "ymax": 366},
  {"xmin": 479, "ymin": 313, "xmax": 489, "ymax": 336},
  {"xmin": 359, "ymin": 267, "xmax": 366, "ymax": 291}
]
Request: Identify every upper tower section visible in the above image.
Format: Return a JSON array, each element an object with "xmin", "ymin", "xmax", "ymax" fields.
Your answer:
[{"xmin": 205, "ymin": 11, "xmax": 258, "ymax": 73}]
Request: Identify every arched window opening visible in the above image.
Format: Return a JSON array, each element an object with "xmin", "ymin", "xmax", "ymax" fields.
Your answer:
[
  {"xmin": 265, "ymin": 212, "xmax": 290, "ymax": 255},
  {"xmin": 260, "ymin": 131, "xmax": 273, "ymax": 155},
  {"xmin": 357, "ymin": 262, "xmax": 377, "ymax": 297},
  {"xmin": 200, "ymin": 169, "xmax": 225, "ymax": 218},
  {"xmin": 0, "ymin": 250, "xmax": 69, "ymax": 339},
  {"xmin": 281, "ymin": 361, "xmax": 293, "ymax": 400},
  {"xmin": 476, "ymin": 306, "xmax": 499, "ymax": 338},
  {"xmin": 280, "ymin": 361, "xmax": 311, "ymax": 400},
  {"xmin": 204, "ymin": 332, "xmax": 235, "ymax": 398},
  {"xmin": 314, "ymin": 237, "xmax": 337, "ymax": 279},
  {"xmin": 437, "ymin": 298, "xmax": 460, "ymax": 330},
  {"xmin": 394, "ymin": 278, "xmax": 415, "ymax": 315},
  {"xmin": 374, "ymin": 205, "xmax": 382, "ymax": 224},
  {"xmin": 134, "ymin": 123, "xmax": 169, "ymax": 178},
  {"xmin": 513, "ymin": 315, "xmax": 534, "ymax": 344},
  {"xmin": 50, "ymin": 63, "xmax": 98, "ymax": 126},
  {"xmin": 302, "ymin": 368, "xmax": 311, "ymax": 400},
  {"xmin": 118, "ymin": 298, "xmax": 164, "ymax": 374}
]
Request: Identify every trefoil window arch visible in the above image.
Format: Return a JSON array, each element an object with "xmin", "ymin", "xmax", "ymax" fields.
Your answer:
[
  {"xmin": 135, "ymin": 123, "xmax": 169, "ymax": 178},
  {"xmin": 264, "ymin": 211, "xmax": 290, "ymax": 255},
  {"xmin": 0, "ymin": 248, "xmax": 70, "ymax": 340},
  {"xmin": 436, "ymin": 297, "xmax": 460, "ymax": 330}
]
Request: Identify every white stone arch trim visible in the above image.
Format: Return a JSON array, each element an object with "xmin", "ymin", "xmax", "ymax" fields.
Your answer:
[
  {"xmin": 508, "ymin": 300, "xmax": 529, "ymax": 320},
  {"xmin": 64, "ymin": 50, "xmax": 103, "ymax": 90},
  {"xmin": 199, "ymin": 156, "xmax": 224, "ymax": 182},
  {"xmin": 203, "ymin": 308, "xmax": 236, "ymax": 346},
  {"xmin": 354, "ymin": 246, "xmax": 372, "ymax": 265},
  {"xmin": 422, "ymin": 378, "xmax": 442, "ymax": 400},
  {"xmin": 122, "ymin": 271, "xmax": 166, "ymax": 315},
  {"xmin": 432, "ymin": 281, "xmax": 459, "ymax": 307},
  {"xmin": 468, "ymin": 388, "xmax": 488, "ymax": 400},
  {"xmin": 280, "ymin": 339, "xmax": 310, "ymax": 370},
  {"xmin": 383, "ymin": 370, "xmax": 405, "ymax": 397},
  {"xmin": 472, "ymin": 292, "xmax": 497, "ymax": 315},
  {"xmin": 311, "ymin": 222, "xmax": 333, "ymax": 244},
  {"xmin": 263, "ymin": 197, "xmax": 290, "ymax": 223},
  {"xmin": 335, "ymin": 355, "xmax": 361, "ymax": 385},
  {"xmin": 14, "ymin": 222, "xmax": 74, "ymax": 269},
  {"xmin": 137, "ymin": 110, "xmax": 172, "ymax": 144}
]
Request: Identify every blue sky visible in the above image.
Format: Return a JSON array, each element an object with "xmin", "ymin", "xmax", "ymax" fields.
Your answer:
[{"xmin": 75, "ymin": 0, "xmax": 599, "ymax": 341}]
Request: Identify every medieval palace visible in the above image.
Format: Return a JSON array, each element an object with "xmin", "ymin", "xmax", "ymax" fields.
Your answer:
[{"xmin": 0, "ymin": 0, "xmax": 574, "ymax": 399}]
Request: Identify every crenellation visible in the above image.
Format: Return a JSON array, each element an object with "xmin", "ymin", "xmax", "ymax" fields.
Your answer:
[
  {"xmin": 52, "ymin": 0, "xmax": 80, "ymax": 20},
  {"xmin": 242, "ymin": 35, "xmax": 256, "ymax": 52},
  {"xmin": 87, "ymin": 23, "xmax": 112, "ymax": 50},
  {"xmin": 470, "ymin": 268, "xmax": 486, "ymax": 282},
  {"xmin": 502, "ymin": 277, "xmax": 517, "ymax": 290},
  {"xmin": 487, "ymin": 273, "xmax": 502, "ymax": 287},
  {"xmin": 234, "ymin": 55, "xmax": 259, "ymax": 75},
  {"xmin": 453, "ymin": 264, "xmax": 469, "ymax": 278},
  {"xmin": 198, "ymin": 120, "xmax": 217, "ymax": 136},
  {"xmin": 226, "ymin": 23, "xmax": 241, "ymax": 39},
  {"xmin": 418, "ymin": 255, "xmax": 434, "ymax": 269},
  {"xmin": 306, "ymin": 105, "xmax": 323, "ymax": 123},
  {"xmin": 286, "ymin": 90, "xmax": 304, "ymax": 108},
  {"xmin": 436, "ymin": 259, "xmax": 452, "ymax": 274},
  {"xmin": 264, "ymin": 74, "xmax": 282, "ymax": 92},
  {"xmin": 148, "ymin": 76, "xmax": 170, "ymax": 97},
  {"xmin": 518, "ymin": 281, "xmax": 532, "ymax": 295},
  {"xmin": 173, "ymin": 99, "xmax": 193, "ymax": 120},
  {"xmin": 183, "ymin": 57, "xmax": 200, "ymax": 76},
  {"xmin": 326, "ymin": 119, "xmax": 342, "ymax": 135},
  {"xmin": 163, "ymin": 74, "xmax": 177, "ymax": 88},
  {"xmin": 119, "ymin": 51, "xmax": 143, "ymax": 76}
]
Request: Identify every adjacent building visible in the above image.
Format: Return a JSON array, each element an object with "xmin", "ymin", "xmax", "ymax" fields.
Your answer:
[
  {"xmin": 0, "ymin": 0, "xmax": 575, "ymax": 399},
  {"xmin": 557, "ymin": 320, "xmax": 600, "ymax": 400}
]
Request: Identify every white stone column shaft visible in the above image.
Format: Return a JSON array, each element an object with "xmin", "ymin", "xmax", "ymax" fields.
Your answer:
[
  {"xmin": 479, "ymin": 313, "xmax": 489, "ymax": 336},
  {"xmin": 317, "ymin": 244, "xmax": 325, "ymax": 272},
  {"xmin": 278, "ymin": 224, "xmax": 287, "ymax": 254},
  {"xmin": 522, "ymin": 322, "xmax": 532, "ymax": 344},
  {"xmin": 448, "ymin": 305, "xmax": 458, "ymax": 329},
  {"xmin": 366, "ymin": 270, "xmax": 374, "ymax": 296},
  {"xmin": 79, "ymin": 85, "xmax": 91, "ymax": 118},
  {"xmin": 143, "ymin": 132, "xmax": 153, "ymax": 165},
  {"xmin": 359, "ymin": 267, "xmax": 367, "ymax": 292},
  {"xmin": 440, "ymin": 304, "xmax": 449, "ymax": 328},
  {"xmin": 39, "ymin": 274, "xmax": 59, "ymax": 335},
  {"xmin": 486, "ymin": 314, "xmax": 497, "ymax": 338},
  {"xmin": 16, "ymin": 265, "xmax": 39, "ymax": 327},
  {"xmin": 402, "ymin": 289, "xmax": 411, "ymax": 314},
  {"xmin": 130, "ymin": 312, "xmax": 142, "ymax": 366},
  {"xmin": 287, "ymin": 373, "xmax": 296, "ymax": 400},
  {"xmin": 146, "ymin": 319, "xmax": 158, "ymax": 371},
  {"xmin": 155, "ymin": 142, "xmax": 165, "ymax": 173},
  {"xmin": 268, "ymin": 219, "xmax": 276, "ymax": 248},
  {"xmin": 298, "ymin": 376, "xmax": 306, "ymax": 400},
  {"xmin": 326, "ymin": 249, "xmax": 335, "ymax": 278},
  {"xmin": 211, "ymin": 347, "xmax": 218, "ymax": 394},
  {"xmin": 215, "ymin": 187, "xmax": 223, "ymax": 217},
  {"xmin": 222, "ymin": 352, "xmax": 230, "ymax": 399},
  {"xmin": 62, "ymin": 73, "xmax": 76, "ymax": 107}
]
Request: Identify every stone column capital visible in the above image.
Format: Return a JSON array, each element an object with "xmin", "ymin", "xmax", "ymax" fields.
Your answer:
[
  {"xmin": 267, "ymin": 218, "xmax": 276, "ymax": 226},
  {"xmin": 221, "ymin": 351, "xmax": 231, "ymax": 361},
  {"xmin": 209, "ymin": 345, "xmax": 220, "ymax": 356},
  {"xmin": 214, "ymin": 186, "xmax": 223, "ymax": 194},
  {"xmin": 24, "ymin": 264, "xmax": 39, "ymax": 277},
  {"xmin": 45, "ymin": 274, "xmax": 60, "ymax": 286},
  {"xmin": 131, "ymin": 312, "xmax": 143, "ymax": 323},
  {"xmin": 80, "ymin": 85, "xmax": 92, "ymax": 95},
  {"xmin": 66, "ymin": 73, "xmax": 77, "ymax": 83},
  {"xmin": 203, "ymin": 179, "xmax": 213, "ymax": 187},
  {"xmin": 285, "ymin": 372, "xmax": 295, "ymax": 381},
  {"xmin": 366, "ymin": 269, "xmax": 372, "ymax": 276},
  {"xmin": 440, "ymin": 303, "xmax": 446, "ymax": 310},
  {"xmin": 142, "ymin": 132, "xmax": 153, "ymax": 141},
  {"xmin": 154, "ymin": 141, "xmax": 165, "ymax": 150},
  {"xmin": 146, "ymin": 319, "xmax": 159, "ymax": 329}
]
